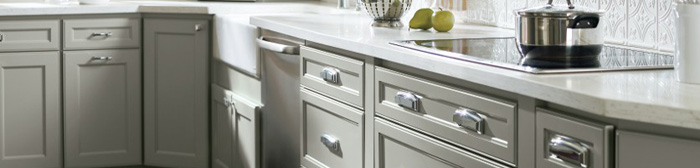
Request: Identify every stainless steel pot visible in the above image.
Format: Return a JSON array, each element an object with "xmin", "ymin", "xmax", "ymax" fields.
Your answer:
[{"xmin": 515, "ymin": 0, "xmax": 606, "ymax": 68}]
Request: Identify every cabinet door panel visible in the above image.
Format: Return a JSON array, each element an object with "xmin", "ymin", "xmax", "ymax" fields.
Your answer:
[
  {"xmin": 144, "ymin": 17, "xmax": 209, "ymax": 168},
  {"xmin": 64, "ymin": 49, "xmax": 142, "ymax": 167},
  {"xmin": 0, "ymin": 52, "xmax": 61, "ymax": 168},
  {"xmin": 212, "ymin": 84, "xmax": 235, "ymax": 168}
]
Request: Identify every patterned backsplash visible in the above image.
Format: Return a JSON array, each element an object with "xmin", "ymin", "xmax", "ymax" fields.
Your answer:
[{"xmin": 433, "ymin": 0, "xmax": 675, "ymax": 53}]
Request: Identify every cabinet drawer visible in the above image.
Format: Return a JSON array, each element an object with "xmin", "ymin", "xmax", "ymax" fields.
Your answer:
[
  {"xmin": 64, "ymin": 17, "xmax": 141, "ymax": 50},
  {"xmin": 536, "ymin": 108, "xmax": 614, "ymax": 168},
  {"xmin": 617, "ymin": 130, "xmax": 700, "ymax": 168},
  {"xmin": 0, "ymin": 19, "xmax": 60, "ymax": 52},
  {"xmin": 375, "ymin": 67, "xmax": 516, "ymax": 163},
  {"xmin": 375, "ymin": 118, "xmax": 509, "ymax": 168},
  {"xmin": 300, "ymin": 46, "xmax": 364, "ymax": 108},
  {"xmin": 300, "ymin": 89, "xmax": 363, "ymax": 168}
]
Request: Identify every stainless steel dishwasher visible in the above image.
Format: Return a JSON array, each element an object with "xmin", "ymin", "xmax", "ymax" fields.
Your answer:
[{"xmin": 257, "ymin": 29, "xmax": 304, "ymax": 167}]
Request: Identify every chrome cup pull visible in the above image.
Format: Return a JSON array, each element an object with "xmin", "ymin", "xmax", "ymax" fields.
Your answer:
[
  {"xmin": 320, "ymin": 134, "xmax": 339, "ymax": 151},
  {"xmin": 395, "ymin": 91, "xmax": 420, "ymax": 112},
  {"xmin": 91, "ymin": 32, "xmax": 113, "ymax": 37},
  {"xmin": 549, "ymin": 135, "xmax": 589, "ymax": 168},
  {"xmin": 453, "ymin": 108, "xmax": 485, "ymax": 134},
  {"xmin": 320, "ymin": 67, "xmax": 340, "ymax": 84},
  {"xmin": 91, "ymin": 56, "xmax": 113, "ymax": 60}
]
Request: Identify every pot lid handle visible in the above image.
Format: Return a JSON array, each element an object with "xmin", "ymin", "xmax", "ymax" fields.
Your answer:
[{"xmin": 547, "ymin": 0, "xmax": 575, "ymax": 9}]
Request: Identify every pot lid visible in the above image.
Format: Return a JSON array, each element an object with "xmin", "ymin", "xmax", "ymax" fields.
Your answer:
[{"xmin": 516, "ymin": 4, "xmax": 605, "ymax": 17}]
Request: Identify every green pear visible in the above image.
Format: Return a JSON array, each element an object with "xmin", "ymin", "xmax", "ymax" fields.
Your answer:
[
  {"xmin": 409, "ymin": 8, "xmax": 434, "ymax": 30},
  {"xmin": 432, "ymin": 8, "xmax": 455, "ymax": 32}
]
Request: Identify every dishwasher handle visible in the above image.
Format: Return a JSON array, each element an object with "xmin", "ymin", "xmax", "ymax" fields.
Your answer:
[{"xmin": 257, "ymin": 36, "xmax": 302, "ymax": 55}]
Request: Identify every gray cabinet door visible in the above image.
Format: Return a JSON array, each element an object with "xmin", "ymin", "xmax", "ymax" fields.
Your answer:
[
  {"xmin": 211, "ymin": 84, "xmax": 262, "ymax": 168},
  {"xmin": 143, "ymin": 17, "xmax": 210, "ymax": 168},
  {"xmin": 211, "ymin": 84, "xmax": 235, "ymax": 168},
  {"xmin": 617, "ymin": 130, "xmax": 700, "ymax": 168},
  {"xmin": 63, "ymin": 49, "xmax": 142, "ymax": 168},
  {"xmin": 0, "ymin": 52, "xmax": 61, "ymax": 168}
]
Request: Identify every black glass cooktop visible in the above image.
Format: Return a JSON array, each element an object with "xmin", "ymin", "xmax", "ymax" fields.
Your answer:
[{"xmin": 390, "ymin": 37, "xmax": 674, "ymax": 74}]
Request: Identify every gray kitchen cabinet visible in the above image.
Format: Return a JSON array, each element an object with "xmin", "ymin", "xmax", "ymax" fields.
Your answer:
[
  {"xmin": 0, "ymin": 19, "xmax": 60, "ymax": 52},
  {"xmin": 211, "ymin": 84, "xmax": 261, "ymax": 168},
  {"xmin": 300, "ymin": 89, "xmax": 363, "ymax": 168},
  {"xmin": 143, "ymin": 16, "xmax": 210, "ymax": 168},
  {"xmin": 63, "ymin": 16, "xmax": 141, "ymax": 50},
  {"xmin": 63, "ymin": 49, "xmax": 142, "ymax": 168},
  {"xmin": 0, "ymin": 52, "xmax": 61, "ymax": 168},
  {"xmin": 374, "ymin": 118, "xmax": 509, "ymax": 168},
  {"xmin": 536, "ymin": 108, "xmax": 614, "ymax": 168},
  {"xmin": 617, "ymin": 130, "xmax": 700, "ymax": 168}
]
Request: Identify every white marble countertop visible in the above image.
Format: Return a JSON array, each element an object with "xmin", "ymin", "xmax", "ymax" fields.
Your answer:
[{"xmin": 250, "ymin": 13, "xmax": 700, "ymax": 130}]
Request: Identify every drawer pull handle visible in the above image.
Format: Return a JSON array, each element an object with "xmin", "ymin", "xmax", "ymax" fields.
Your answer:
[
  {"xmin": 0, "ymin": 33, "xmax": 4, "ymax": 42},
  {"xmin": 549, "ymin": 135, "xmax": 589, "ymax": 168},
  {"xmin": 320, "ymin": 134, "xmax": 339, "ymax": 151},
  {"xmin": 91, "ymin": 32, "xmax": 113, "ymax": 37},
  {"xmin": 395, "ymin": 91, "xmax": 420, "ymax": 111},
  {"xmin": 320, "ymin": 67, "xmax": 340, "ymax": 84},
  {"xmin": 453, "ymin": 108, "xmax": 485, "ymax": 134},
  {"xmin": 91, "ymin": 56, "xmax": 113, "ymax": 60}
]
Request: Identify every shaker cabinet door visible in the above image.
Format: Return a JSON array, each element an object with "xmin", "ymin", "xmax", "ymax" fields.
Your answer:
[
  {"xmin": 143, "ymin": 17, "xmax": 210, "ymax": 168},
  {"xmin": 211, "ymin": 84, "xmax": 236, "ymax": 168},
  {"xmin": 211, "ymin": 84, "xmax": 262, "ymax": 168},
  {"xmin": 63, "ymin": 49, "xmax": 142, "ymax": 168},
  {"xmin": 0, "ymin": 52, "xmax": 61, "ymax": 168}
]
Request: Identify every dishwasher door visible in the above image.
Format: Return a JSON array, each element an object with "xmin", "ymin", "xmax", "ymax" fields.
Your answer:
[{"xmin": 258, "ymin": 29, "xmax": 303, "ymax": 168}]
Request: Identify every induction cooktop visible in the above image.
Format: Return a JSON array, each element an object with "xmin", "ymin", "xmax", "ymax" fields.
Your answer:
[{"xmin": 390, "ymin": 37, "xmax": 674, "ymax": 74}]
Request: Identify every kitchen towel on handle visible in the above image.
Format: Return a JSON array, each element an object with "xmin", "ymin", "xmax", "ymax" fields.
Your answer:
[
  {"xmin": 675, "ymin": 3, "xmax": 700, "ymax": 84},
  {"xmin": 214, "ymin": 14, "xmax": 260, "ymax": 77}
]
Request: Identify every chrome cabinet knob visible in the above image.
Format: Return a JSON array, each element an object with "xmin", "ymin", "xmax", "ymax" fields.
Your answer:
[
  {"xmin": 195, "ymin": 24, "xmax": 202, "ymax": 32},
  {"xmin": 320, "ymin": 134, "xmax": 339, "ymax": 151},
  {"xmin": 320, "ymin": 67, "xmax": 340, "ymax": 84},
  {"xmin": 91, "ymin": 32, "xmax": 113, "ymax": 37},
  {"xmin": 549, "ymin": 135, "xmax": 589, "ymax": 168},
  {"xmin": 91, "ymin": 56, "xmax": 113, "ymax": 60},
  {"xmin": 395, "ymin": 91, "xmax": 420, "ymax": 112},
  {"xmin": 453, "ymin": 108, "xmax": 485, "ymax": 134}
]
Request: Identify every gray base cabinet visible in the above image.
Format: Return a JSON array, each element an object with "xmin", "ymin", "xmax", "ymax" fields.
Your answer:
[
  {"xmin": 63, "ymin": 49, "xmax": 142, "ymax": 168},
  {"xmin": 374, "ymin": 118, "xmax": 508, "ymax": 168},
  {"xmin": 211, "ymin": 84, "xmax": 261, "ymax": 168},
  {"xmin": 617, "ymin": 130, "xmax": 700, "ymax": 168},
  {"xmin": 0, "ymin": 52, "xmax": 61, "ymax": 168},
  {"xmin": 143, "ymin": 17, "xmax": 210, "ymax": 168}
]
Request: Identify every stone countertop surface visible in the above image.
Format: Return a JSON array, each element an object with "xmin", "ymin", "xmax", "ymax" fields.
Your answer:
[
  {"xmin": 0, "ymin": 1, "xmax": 345, "ymax": 16},
  {"xmin": 250, "ymin": 13, "xmax": 700, "ymax": 130}
]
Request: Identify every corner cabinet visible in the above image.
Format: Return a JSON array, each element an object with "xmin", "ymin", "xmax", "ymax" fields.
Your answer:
[
  {"xmin": 143, "ymin": 15, "xmax": 211, "ymax": 168},
  {"xmin": 0, "ymin": 52, "xmax": 61, "ymax": 168}
]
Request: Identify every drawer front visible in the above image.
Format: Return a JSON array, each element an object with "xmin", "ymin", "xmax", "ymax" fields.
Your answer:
[
  {"xmin": 536, "ymin": 108, "xmax": 614, "ymax": 168},
  {"xmin": 300, "ymin": 89, "xmax": 363, "ymax": 168},
  {"xmin": 300, "ymin": 46, "xmax": 364, "ymax": 108},
  {"xmin": 64, "ymin": 17, "xmax": 141, "ymax": 50},
  {"xmin": 375, "ymin": 118, "xmax": 509, "ymax": 168},
  {"xmin": 0, "ymin": 19, "xmax": 60, "ymax": 52},
  {"xmin": 375, "ymin": 67, "xmax": 516, "ymax": 163},
  {"xmin": 617, "ymin": 130, "xmax": 700, "ymax": 168}
]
